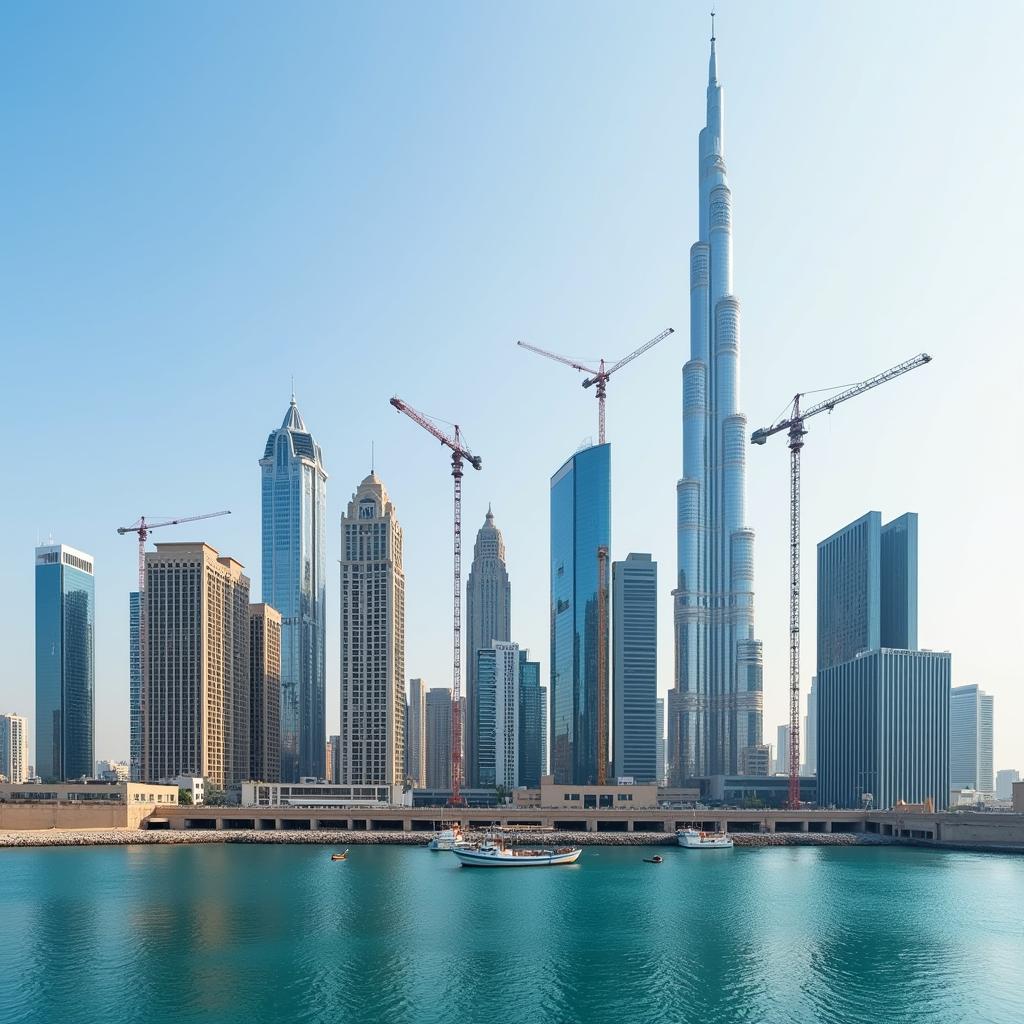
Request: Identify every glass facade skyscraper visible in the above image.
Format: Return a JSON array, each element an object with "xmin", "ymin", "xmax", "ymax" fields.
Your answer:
[
  {"xmin": 950, "ymin": 684, "xmax": 994, "ymax": 795},
  {"xmin": 475, "ymin": 641, "xmax": 542, "ymax": 789},
  {"xmin": 550, "ymin": 442, "xmax": 610, "ymax": 784},
  {"xmin": 612, "ymin": 553, "xmax": 658, "ymax": 782},
  {"xmin": 816, "ymin": 511, "xmax": 950, "ymax": 809},
  {"xmin": 260, "ymin": 396, "xmax": 327, "ymax": 782},
  {"xmin": 672, "ymin": 30, "xmax": 762, "ymax": 780},
  {"xmin": 817, "ymin": 511, "xmax": 918, "ymax": 673},
  {"xmin": 35, "ymin": 544, "xmax": 95, "ymax": 782}
]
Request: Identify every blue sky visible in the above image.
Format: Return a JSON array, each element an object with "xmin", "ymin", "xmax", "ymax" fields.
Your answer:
[{"xmin": 2, "ymin": 2, "xmax": 1022, "ymax": 774}]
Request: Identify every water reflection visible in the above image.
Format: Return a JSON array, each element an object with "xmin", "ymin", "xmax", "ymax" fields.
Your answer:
[{"xmin": 1, "ymin": 844, "xmax": 1021, "ymax": 1024}]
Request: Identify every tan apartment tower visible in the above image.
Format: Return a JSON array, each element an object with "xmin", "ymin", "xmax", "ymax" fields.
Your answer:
[
  {"xmin": 0, "ymin": 713, "xmax": 29, "ymax": 784},
  {"xmin": 339, "ymin": 473, "xmax": 405, "ymax": 785},
  {"xmin": 406, "ymin": 677, "xmax": 427, "ymax": 788},
  {"xmin": 143, "ymin": 543, "xmax": 251, "ymax": 789},
  {"xmin": 249, "ymin": 603, "xmax": 282, "ymax": 782}
]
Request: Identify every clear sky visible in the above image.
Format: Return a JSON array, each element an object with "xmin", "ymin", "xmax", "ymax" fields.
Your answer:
[{"xmin": 3, "ymin": 2, "xmax": 1022, "ymax": 776}]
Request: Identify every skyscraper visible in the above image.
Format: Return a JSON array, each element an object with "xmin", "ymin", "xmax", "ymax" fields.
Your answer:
[
  {"xmin": 249, "ymin": 603, "xmax": 282, "ymax": 783},
  {"xmin": 339, "ymin": 473, "xmax": 405, "ymax": 785},
  {"xmin": 656, "ymin": 698, "xmax": 666, "ymax": 785},
  {"xmin": 539, "ymin": 685, "xmax": 548, "ymax": 777},
  {"xmin": 143, "ymin": 543, "xmax": 251, "ymax": 788},
  {"xmin": 425, "ymin": 687, "xmax": 452, "ymax": 790},
  {"xmin": 260, "ymin": 394, "xmax": 328, "ymax": 782},
  {"xmin": 0, "ymin": 713, "xmax": 29, "ymax": 784},
  {"xmin": 35, "ymin": 544, "xmax": 94, "ymax": 781},
  {"xmin": 803, "ymin": 676, "xmax": 818, "ymax": 776},
  {"xmin": 129, "ymin": 591, "xmax": 141, "ymax": 781},
  {"xmin": 476, "ymin": 641, "xmax": 542, "ymax": 790},
  {"xmin": 612, "ymin": 553, "xmax": 658, "ymax": 782},
  {"xmin": 996, "ymin": 769, "xmax": 1020, "ymax": 801},
  {"xmin": 550, "ymin": 442, "xmax": 610, "ymax": 784},
  {"xmin": 465, "ymin": 507, "xmax": 511, "ymax": 786},
  {"xmin": 817, "ymin": 512, "xmax": 918, "ymax": 672},
  {"xmin": 672, "ymin": 29, "xmax": 762, "ymax": 780},
  {"xmin": 406, "ymin": 678, "xmax": 427, "ymax": 788},
  {"xmin": 774, "ymin": 725, "xmax": 790, "ymax": 775},
  {"xmin": 816, "ymin": 512, "xmax": 950, "ymax": 809},
  {"xmin": 950, "ymin": 685, "xmax": 994, "ymax": 796}
]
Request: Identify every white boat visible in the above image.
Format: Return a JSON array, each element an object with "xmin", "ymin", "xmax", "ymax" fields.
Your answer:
[
  {"xmin": 453, "ymin": 833, "xmax": 582, "ymax": 868},
  {"xmin": 428, "ymin": 825, "xmax": 464, "ymax": 851},
  {"xmin": 676, "ymin": 827, "xmax": 733, "ymax": 849}
]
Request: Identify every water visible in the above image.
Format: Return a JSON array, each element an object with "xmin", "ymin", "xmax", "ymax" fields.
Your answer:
[{"xmin": 1, "ymin": 843, "xmax": 1021, "ymax": 1024}]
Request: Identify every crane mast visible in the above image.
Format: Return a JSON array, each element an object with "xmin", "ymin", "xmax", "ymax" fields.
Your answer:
[
  {"xmin": 117, "ymin": 510, "xmax": 231, "ymax": 780},
  {"xmin": 751, "ymin": 352, "xmax": 931, "ymax": 809},
  {"xmin": 390, "ymin": 397, "xmax": 482, "ymax": 807}
]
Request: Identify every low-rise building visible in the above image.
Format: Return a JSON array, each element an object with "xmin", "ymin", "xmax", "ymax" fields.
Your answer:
[
  {"xmin": 1013, "ymin": 781, "xmax": 1024, "ymax": 813},
  {"xmin": 0, "ymin": 781, "xmax": 178, "ymax": 829},
  {"xmin": 162, "ymin": 775, "xmax": 205, "ymax": 805},
  {"xmin": 241, "ymin": 781, "xmax": 410, "ymax": 808},
  {"xmin": 96, "ymin": 760, "xmax": 130, "ymax": 782}
]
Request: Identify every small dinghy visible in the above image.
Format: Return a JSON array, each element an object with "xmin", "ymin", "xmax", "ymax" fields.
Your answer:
[
  {"xmin": 643, "ymin": 855, "xmax": 664, "ymax": 864},
  {"xmin": 331, "ymin": 850, "xmax": 349, "ymax": 862}
]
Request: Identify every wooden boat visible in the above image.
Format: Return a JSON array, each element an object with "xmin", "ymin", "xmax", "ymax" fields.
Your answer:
[{"xmin": 331, "ymin": 850, "xmax": 349, "ymax": 861}]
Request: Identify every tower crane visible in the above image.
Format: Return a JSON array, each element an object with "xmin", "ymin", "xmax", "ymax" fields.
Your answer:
[
  {"xmin": 751, "ymin": 352, "xmax": 932, "ymax": 808},
  {"xmin": 517, "ymin": 328, "xmax": 674, "ymax": 444},
  {"xmin": 390, "ymin": 397, "xmax": 482, "ymax": 807},
  {"xmin": 117, "ymin": 511, "xmax": 231, "ymax": 778}
]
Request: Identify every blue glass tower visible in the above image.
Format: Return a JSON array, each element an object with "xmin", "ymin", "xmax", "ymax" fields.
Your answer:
[
  {"xmin": 35, "ymin": 544, "xmax": 95, "ymax": 781},
  {"xmin": 673, "ymin": 28, "xmax": 762, "ymax": 779},
  {"xmin": 816, "ymin": 510, "xmax": 948, "ymax": 809},
  {"xmin": 550, "ymin": 442, "xmax": 610, "ymax": 784},
  {"xmin": 261, "ymin": 395, "xmax": 328, "ymax": 781}
]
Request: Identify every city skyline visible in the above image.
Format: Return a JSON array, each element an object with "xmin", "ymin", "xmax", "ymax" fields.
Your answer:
[{"xmin": 3, "ymin": 4, "xmax": 1022, "ymax": 775}]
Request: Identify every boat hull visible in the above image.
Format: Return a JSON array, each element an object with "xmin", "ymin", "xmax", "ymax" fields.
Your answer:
[
  {"xmin": 677, "ymin": 830, "xmax": 733, "ymax": 849},
  {"xmin": 453, "ymin": 847, "xmax": 582, "ymax": 867}
]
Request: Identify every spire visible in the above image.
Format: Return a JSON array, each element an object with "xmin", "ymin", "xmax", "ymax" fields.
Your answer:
[
  {"xmin": 708, "ymin": 10, "xmax": 718, "ymax": 85},
  {"xmin": 281, "ymin": 392, "xmax": 306, "ymax": 431},
  {"xmin": 486, "ymin": 502, "xmax": 494, "ymax": 523}
]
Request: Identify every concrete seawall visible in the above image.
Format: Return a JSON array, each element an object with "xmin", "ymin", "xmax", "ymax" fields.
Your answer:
[{"xmin": 0, "ymin": 829, "xmax": 895, "ymax": 850}]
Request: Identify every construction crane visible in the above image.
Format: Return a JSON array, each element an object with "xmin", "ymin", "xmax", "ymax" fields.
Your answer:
[
  {"xmin": 117, "ymin": 511, "xmax": 231, "ymax": 777},
  {"xmin": 596, "ymin": 545, "xmax": 609, "ymax": 785},
  {"xmin": 390, "ymin": 397, "xmax": 482, "ymax": 807},
  {"xmin": 517, "ymin": 328, "xmax": 674, "ymax": 444},
  {"xmin": 751, "ymin": 352, "xmax": 932, "ymax": 809}
]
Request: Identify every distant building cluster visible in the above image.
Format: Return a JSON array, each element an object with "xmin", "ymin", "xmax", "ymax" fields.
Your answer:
[{"xmin": 19, "ymin": 34, "xmax": 1012, "ymax": 812}]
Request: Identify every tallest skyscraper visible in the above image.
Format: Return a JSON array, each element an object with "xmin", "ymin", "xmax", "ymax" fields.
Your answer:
[{"xmin": 671, "ymin": 26, "xmax": 763, "ymax": 780}]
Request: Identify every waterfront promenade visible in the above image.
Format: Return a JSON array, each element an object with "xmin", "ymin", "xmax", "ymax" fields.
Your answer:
[{"xmin": 2, "ymin": 807, "xmax": 1022, "ymax": 852}]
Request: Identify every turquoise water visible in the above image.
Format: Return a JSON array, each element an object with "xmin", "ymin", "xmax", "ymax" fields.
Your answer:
[{"xmin": 1, "ymin": 843, "xmax": 1021, "ymax": 1024}]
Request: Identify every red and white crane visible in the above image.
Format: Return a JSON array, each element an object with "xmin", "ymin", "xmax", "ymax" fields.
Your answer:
[
  {"xmin": 117, "ymin": 511, "xmax": 231, "ymax": 777},
  {"xmin": 390, "ymin": 397, "xmax": 482, "ymax": 807},
  {"xmin": 751, "ymin": 352, "xmax": 932, "ymax": 808},
  {"xmin": 517, "ymin": 327, "xmax": 674, "ymax": 444}
]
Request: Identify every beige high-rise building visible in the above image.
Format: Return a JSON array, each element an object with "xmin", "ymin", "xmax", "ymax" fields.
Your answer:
[
  {"xmin": 425, "ymin": 687, "xmax": 452, "ymax": 790},
  {"xmin": 339, "ymin": 473, "xmax": 405, "ymax": 785},
  {"xmin": 0, "ymin": 713, "xmax": 29, "ymax": 784},
  {"xmin": 406, "ymin": 678, "xmax": 427, "ymax": 788},
  {"xmin": 249, "ymin": 603, "xmax": 282, "ymax": 783},
  {"xmin": 143, "ymin": 543, "xmax": 251, "ymax": 789}
]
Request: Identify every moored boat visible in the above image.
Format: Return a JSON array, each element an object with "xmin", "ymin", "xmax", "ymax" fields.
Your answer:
[
  {"xmin": 331, "ymin": 850, "xmax": 349, "ymax": 861},
  {"xmin": 428, "ymin": 824, "xmax": 465, "ymax": 851},
  {"xmin": 676, "ymin": 828, "xmax": 733, "ymax": 850},
  {"xmin": 453, "ymin": 832, "xmax": 581, "ymax": 868},
  {"xmin": 643, "ymin": 855, "xmax": 664, "ymax": 864}
]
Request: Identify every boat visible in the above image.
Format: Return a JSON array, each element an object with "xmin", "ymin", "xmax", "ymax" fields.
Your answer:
[
  {"xmin": 676, "ymin": 828, "xmax": 733, "ymax": 850},
  {"xmin": 428, "ymin": 824, "xmax": 465, "ymax": 851},
  {"xmin": 643, "ymin": 855, "xmax": 664, "ymax": 864},
  {"xmin": 453, "ymin": 832, "xmax": 582, "ymax": 868},
  {"xmin": 330, "ymin": 850, "xmax": 349, "ymax": 861}
]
